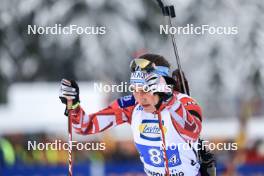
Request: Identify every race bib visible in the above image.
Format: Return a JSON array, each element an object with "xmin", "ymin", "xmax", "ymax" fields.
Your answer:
[{"xmin": 135, "ymin": 143, "xmax": 182, "ymax": 167}]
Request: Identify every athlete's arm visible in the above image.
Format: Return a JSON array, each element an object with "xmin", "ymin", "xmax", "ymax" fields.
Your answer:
[
  {"xmin": 169, "ymin": 95, "xmax": 202, "ymax": 141},
  {"xmin": 181, "ymin": 96, "xmax": 202, "ymax": 122},
  {"xmin": 70, "ymin": 95, "xmax": 136, "ymax": 135}
]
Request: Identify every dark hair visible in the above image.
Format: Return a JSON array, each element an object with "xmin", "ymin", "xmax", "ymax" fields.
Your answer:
[
  {"xmin": 139, "ymin": 53, "xmax": 171, "ymax": 68},
  {"xmin": 138, "ymin": 53, "xmax": 190, "ymax": 95},
  {"xmin": 172, "ymin": 69, "xmax": 190, "ymax": 95}
]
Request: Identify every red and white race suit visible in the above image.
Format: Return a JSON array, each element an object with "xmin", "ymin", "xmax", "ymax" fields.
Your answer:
[{"xmin": 70, "ymin": 92, "xmax": 202, "ymax": 176}]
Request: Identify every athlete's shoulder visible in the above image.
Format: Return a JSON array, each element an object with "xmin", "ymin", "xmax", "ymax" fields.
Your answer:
[
  {"xmin": 116, "ymin": 95, "xmax": 136, "ymax": 108},
  {"xmin": 175, "ymin": 92, "xmax": 198, "ymax": 105},
  {"xmin": 117, "ymin": 95, "xmax": 136, "ymax": 108},
  {"xmin": 175, "ymin": 92, "xmax": 203, "ymax": 121}
]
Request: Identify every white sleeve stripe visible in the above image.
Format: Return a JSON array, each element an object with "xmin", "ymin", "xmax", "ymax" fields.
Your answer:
[
  {"xmin": 171, "ymin": 101, "xmax": 181, "ymax": 111},
  {"xmin": 121, "ymin": 112, "xmax": 128, "ymax": 122},
  {"xmin": 73, "ymin": 123, "xmax": 81, "ymax": 129},
  {"xmin": 96, "ymin": 115, "xmax": 116, "ymax": 130},
  {"xmin": 72, "ymin": 114, "xmax": 90, "ymax": 130},
  {"xmin": 184, "ymin": 109, "xmax": 195, "ymax": 126},
  {"xmin": 169, "ymin": 109, "xmax": 185, "ymax": 127},
  {"xmin": 175, "ymin": 101, "xmax": 195, "ymax": 126},
  {"xmin": 182, "ymin": 106, "xmax": 187, "ymax": 121}
]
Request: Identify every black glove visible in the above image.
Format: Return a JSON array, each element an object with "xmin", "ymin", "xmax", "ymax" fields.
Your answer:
[
  {"xmin": 198, "ymin": 139, "xmax": 217, "ymax": 176},
  {"xmin": 59, "ymin": 79, "xmax": 80, "ymax": 111}
]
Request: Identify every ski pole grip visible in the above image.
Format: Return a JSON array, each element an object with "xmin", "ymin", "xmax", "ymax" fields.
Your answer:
[
  {"xmin": 165, "ymin": 5, "xmax": 176, "ymax": 18},
  {"xmin": 155, "ymin": 0, "xmax": 176, "ymax": 18}
]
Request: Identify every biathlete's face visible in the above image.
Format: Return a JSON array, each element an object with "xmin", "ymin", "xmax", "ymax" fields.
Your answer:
[{"xmin": 132, "ymin": 87, "xmax": 159, "ymax": 113}]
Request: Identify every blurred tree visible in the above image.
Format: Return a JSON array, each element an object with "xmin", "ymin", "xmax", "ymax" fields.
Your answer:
[
  {"xmin": 0, "ymin": 0, "xmax": 163, "ymax": 83},
  {"xmin": 0, "ymin": 0, "xmax": 263, "ymax": 117},
  {"xmin": 0, "ymin": 74, "xmax": 8, "ymax": 104}
]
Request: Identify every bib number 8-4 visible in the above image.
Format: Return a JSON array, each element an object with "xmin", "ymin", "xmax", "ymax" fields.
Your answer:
[
  {"xmin": 148, "ymin": 148, "xmax": 180, "ymax": 166},
  {"xmin": 135, "ymin": 143, "xmax": 182, "ymax": 167}
]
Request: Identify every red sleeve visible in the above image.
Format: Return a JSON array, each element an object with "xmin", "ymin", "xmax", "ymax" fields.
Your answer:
[
  {"xmin": 180, "ymin": 97, "xmax": 203, "ymax": 121},
  {"xmin": 69, "ymin": 95, "xmax": 136, "ymax": 135},
  {"xmin": 169, "ymin": 96, "xmax": 202, "ymax": 141}
]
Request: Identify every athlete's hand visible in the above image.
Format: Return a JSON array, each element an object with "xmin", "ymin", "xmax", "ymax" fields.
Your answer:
[{"xmin": 59, "ymin": 79, "xmax": 80, "ymax": 110}]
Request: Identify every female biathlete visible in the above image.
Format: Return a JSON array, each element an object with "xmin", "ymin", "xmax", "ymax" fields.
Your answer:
[{"xmin": 59, "ymin": 54, "xmax": 209, "ymax": 176}]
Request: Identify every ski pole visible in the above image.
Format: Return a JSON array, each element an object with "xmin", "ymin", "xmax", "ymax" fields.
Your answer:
[
  {"xmin": 155, "ymin": 0, "xmax": 187, "ymax": 94},
  {"xmin": 67, "ymin": 99, "xmax": 73, "ymax": 176}
]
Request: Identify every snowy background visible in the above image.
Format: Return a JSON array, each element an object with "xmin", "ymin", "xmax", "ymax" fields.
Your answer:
[
  {"xmin": 0, "ymin": 0, "xmax": 263, "ymax": 118},
  {"xmin": 0, "ymin": 0, "xmax": 264, "ymax": 175}
]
